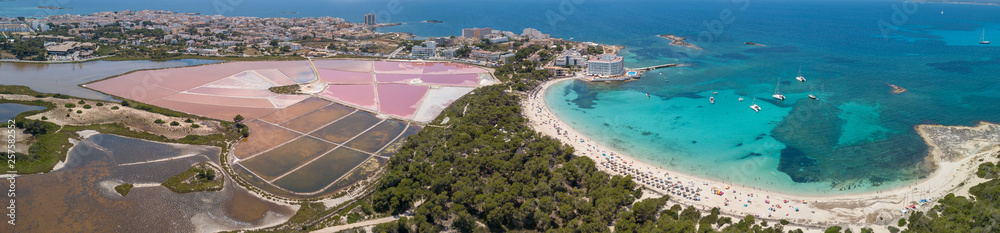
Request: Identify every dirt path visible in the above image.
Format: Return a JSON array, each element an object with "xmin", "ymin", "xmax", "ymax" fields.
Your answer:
[{"xmin": 311, "ymin": 214, "xmax": 408, "ymax": 233}]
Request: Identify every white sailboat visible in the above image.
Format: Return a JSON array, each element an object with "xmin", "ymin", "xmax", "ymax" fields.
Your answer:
[
  {"xmin": 981, "ymin": 28, "xmax": 991, "ymax": 44},
  {"xmin": 772, "ymin": 78, "xmax": 786, "ymax": 101},
  {"xmin": 809, "ymin": 84, "xmax": 818, "ymax": 100},
  {"xmin": 750, "ymin": 96, "xmax": 761, "ymax": 112},
  {"xmin": 795, "ymin": 66, "xmax": 806, "ymax": 82}
]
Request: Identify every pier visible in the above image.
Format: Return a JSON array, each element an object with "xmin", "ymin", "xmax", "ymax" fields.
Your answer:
[
  {"xmin": 631, "ymin": 63, "xmax": 685, "ymax": 72},
  {"xmin": 580, "ymin": 63, "xmax": 688, "ymax": 82}
]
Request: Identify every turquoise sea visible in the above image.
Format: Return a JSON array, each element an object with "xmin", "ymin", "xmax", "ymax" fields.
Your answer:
[{"xmin": 3, "ymin": 0, "xmax": 1000, "ymax": 195}]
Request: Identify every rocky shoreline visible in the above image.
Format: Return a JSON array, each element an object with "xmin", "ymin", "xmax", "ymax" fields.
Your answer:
[
  {"xmin": 888, "ymin": 83, "xmax": 907, "ymax": 94},
  {"xmin": 658, "ymin": 34, "xmax": 702, "ymax": 50}
]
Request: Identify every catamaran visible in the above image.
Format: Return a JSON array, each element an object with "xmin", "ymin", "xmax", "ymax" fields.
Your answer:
[
  {"xmin": 795, "ymin": 66, "xmax": 806, "ymax": 82},
  {"xmin": 981, "ymin": 28, "xmax": 991, "ymax": 44},
  {"xmin": 772, "ymin": 79, "xmax": 786, "ymax": 101},
  {"xmin": 750, "ymin": 96, "xmax": 761, "ymax": 112}
]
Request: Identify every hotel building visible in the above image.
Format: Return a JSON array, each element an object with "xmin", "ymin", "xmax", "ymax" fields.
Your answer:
[{"xmin": 587, "ymin": 54, "xmax": 625, "ymax": 76}]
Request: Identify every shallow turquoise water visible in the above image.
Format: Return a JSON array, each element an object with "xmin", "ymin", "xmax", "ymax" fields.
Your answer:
[{"xmin": 536, "ymin": 1, "xmax": 1000, "ymax": 195}]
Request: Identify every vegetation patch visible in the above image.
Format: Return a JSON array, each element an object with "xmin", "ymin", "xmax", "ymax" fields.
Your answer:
[
  {"xmin": 121, "ymin": 100, "xmax": 193, "ymax": 118},
  {"xmin": 162, "ymin": 162, "xmax": 224, "ymax": 193},
  {"xmin": 268, "ymin": 84, "xmax": 302, "ymax": 94},
  {"xmin": 115, "ymin": 183, "xmax": 134, "ymax": 196}
]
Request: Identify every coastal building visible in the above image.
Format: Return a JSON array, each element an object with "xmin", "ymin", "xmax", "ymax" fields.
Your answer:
[
  {"xmin": 0, "ymin": 23, "xmax": 32, "ymax": 32},
  {"xmin": 23, "ymin": 35, "xmax": 75, "ymax": 42},
  {"xmin": 45, "ymin": 41, "xmax": 91, "ymax": 56},
  {"xmin": 499, "ymin": 53, "xmax": 515, "ymax": 62},
  {"xmin": 487, "ymin": 35, "xmax": 508, "ymax": 44},
  {"xmin": 522, "ymin": 28, "xmax": 550, "ymax": 40},
  {"xmin": 544, "ymin": 66, "xmax": 568, "ymax": 76},
  {"xmin": 364, "ymin": 13, "xmax": 376, "ymax": 25},
  {"xmin": 471, "ymin": 49, "xmax": 502, "ymax": 61},
  {"xmin": 587, "ymin": 54, "xmax": 625, "ymax": 76},
  {"xmin": 278, "ymin": 42, "xmax": 302, "ymax": 51},
  {"xmin": 410, "ymin": 41, "xmax": 437, "ymax": 57},
  {"xmin": 462, "ymin": 27, "xmax": 493, "ymax": 39},
  {"xmin": 555, "ymin": 50, "xmax": 586, "ymax": 67},
  {"xmin": 440, "ymin": 47, "xmax": 458, "ymax": 58}
]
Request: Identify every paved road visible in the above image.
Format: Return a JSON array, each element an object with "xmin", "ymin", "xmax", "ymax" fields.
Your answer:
[{"xmin": 387, "ymin": 46, "xmax": 405, "ymax": 58}]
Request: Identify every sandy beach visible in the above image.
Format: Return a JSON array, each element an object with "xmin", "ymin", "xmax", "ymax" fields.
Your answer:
[{"xmin": 523, "ymin": 78, "xmax": 1000, "ymax": 231}]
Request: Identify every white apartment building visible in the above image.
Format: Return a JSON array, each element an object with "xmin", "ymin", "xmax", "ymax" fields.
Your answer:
[{"xmin": 587, "ymin": 54, "xmax": 625, "ymax": 76}]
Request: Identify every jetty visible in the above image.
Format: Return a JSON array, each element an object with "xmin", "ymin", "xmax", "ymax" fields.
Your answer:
[{"xmin": 632, "ymin": 63, "xmax": 685, "ymax": 72}]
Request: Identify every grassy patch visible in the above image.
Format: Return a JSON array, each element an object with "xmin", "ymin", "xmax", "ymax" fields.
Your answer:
[
  {"xmin": 123, "ymin": 100, "xmax": 194, "ymax": 118},
  {"xmin": 0, "ymin": 85, "xmax": 47, "ymax": 97},
  {"xmin": 162, "ymin": 162, "xmax": 224, "ymax": 193},
  {"xmin": 268, "ymin": 84, "xmax": 302, "ymax": 94},
  {"xmin": 3, "ymin": 130, "xmax": 74, "ymax": 173},
  {"xmin": 288, "ymin": 202, "xmax": 328, "ymax": 226},
  {"xmin": 115, "ymin": 183, "xmax": 134, "ymax": 196}
]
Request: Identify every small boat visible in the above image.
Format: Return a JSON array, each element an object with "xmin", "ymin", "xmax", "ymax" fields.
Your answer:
[
  {"xmin": 710, "ymin": 96, "xmax": 715, "ymax": 104},
  {"xmin": 981, "ymin": 28, "xmax": 991, "ymax": 44},
  {"xmin": 808, "ymin": 84, "xmax": 818, "ymax": 100},
  {"xmin": 738, "ymin": 97, "xmax": 744, "ymax": 102},
  {"xmin": 750, "ymin": 96, "xmax": 761, "ymax": 112},
  {"xmin": 646, "ymin": 93, "xmax": 650, "ymax": 98},
  {"xmin": 795, "ymin": 66, "xmax": 806, "ymax": 82}
]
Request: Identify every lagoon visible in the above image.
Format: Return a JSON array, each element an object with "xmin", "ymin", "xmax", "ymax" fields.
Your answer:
[{"xmin": 0, "ymin": 59, "xmax": 219, "ymax": 101}]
